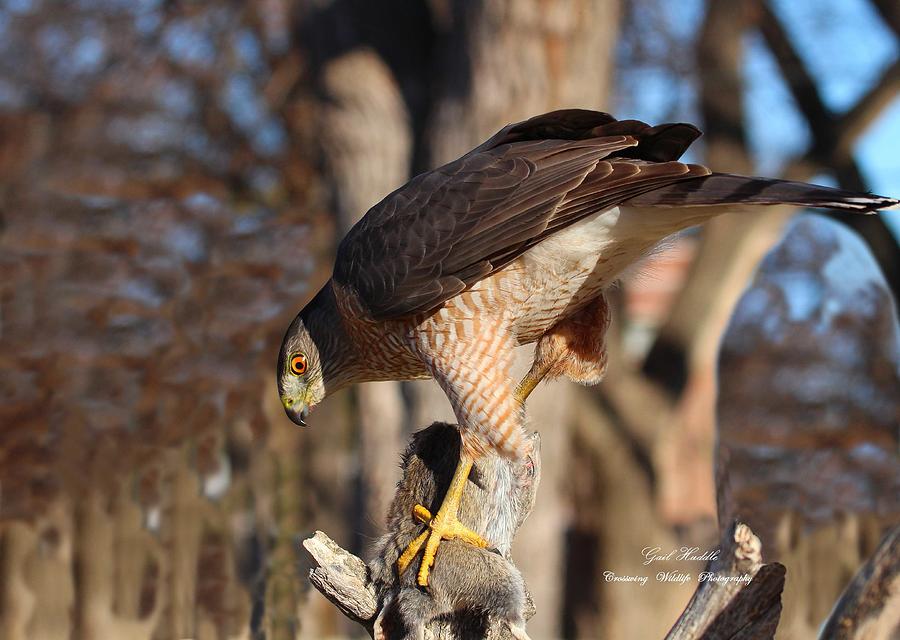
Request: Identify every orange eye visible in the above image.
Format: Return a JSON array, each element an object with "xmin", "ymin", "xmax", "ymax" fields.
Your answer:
[{"xmin": 290, "ymin": 353, "xmax": 308, "ymax": 376}]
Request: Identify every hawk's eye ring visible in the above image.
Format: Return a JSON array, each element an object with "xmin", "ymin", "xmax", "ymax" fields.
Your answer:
[{"xmin": 289, "ymin": 353, "xmax": 308, "ymax": 376}]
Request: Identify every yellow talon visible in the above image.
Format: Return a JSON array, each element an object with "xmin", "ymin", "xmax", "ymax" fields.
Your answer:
[
  {"xmin": 396, "ymin": 456, "xmax": 488, "ymax": 586},
  {"xmin": 397, "ymin": 528, "xmax": 430, "ymax": 575},
  {"xmin": 413, "ymin": 504, "xmax": 432, "ymax": 523}
]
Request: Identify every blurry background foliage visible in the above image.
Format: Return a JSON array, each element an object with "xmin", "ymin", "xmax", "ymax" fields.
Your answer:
[{"xmin": 0, "ymin": 0, "xmax": 897, "ymax": 639}]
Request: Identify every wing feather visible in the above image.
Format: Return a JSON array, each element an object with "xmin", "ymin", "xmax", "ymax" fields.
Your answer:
[
  {"xmin": 333, "ymin": 114, "xmax": 715, "ymax": 320},
  {"xmin": 624, "ymin": 173, "xmax": 900, "ymax": 212}
]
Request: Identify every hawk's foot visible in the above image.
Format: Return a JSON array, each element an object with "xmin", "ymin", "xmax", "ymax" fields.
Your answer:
[{"xmin": 396, "ymin": 456, "xmax": 488, "ymax": 586}]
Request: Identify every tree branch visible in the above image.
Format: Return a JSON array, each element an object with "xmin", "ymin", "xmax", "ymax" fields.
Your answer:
[
  {"xmin": 871, "ymin": 0, "xmax": 900, "ymax": 38},
  {"xmin": 758, "ymin": 0, "xmax": 835, "ymax": 143},
  {"xmin": 833, "ymin": 59, "xmax": 900, "ymax": 158},
  {"xmin": 758, "ymin": 1, "xmax": 900, "ymax": 162},
  {"xmin": 303, "ymin": 531, "xmax": 378, "ymax": 630},
  {"xmin": 759, "ymin": 1, "xmax": 900, "ymax": 303},
  {"xmin": 818, "ymin": 524, "xmax": 900, "ymax": 640},
  {"xmin": 665, "ymin": 522, "xmax": 786, "ymax": 640}
]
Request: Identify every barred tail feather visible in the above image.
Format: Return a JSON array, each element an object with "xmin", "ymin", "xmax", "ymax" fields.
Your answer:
[{"xmin": 624, "ymin": 173, "xmax": 899, "ymax": 213}]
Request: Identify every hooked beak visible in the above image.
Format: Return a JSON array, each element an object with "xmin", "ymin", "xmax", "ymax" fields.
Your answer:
[{"xmin": 282, "ymin": 397, "xmax": 310, "ymax": 427}]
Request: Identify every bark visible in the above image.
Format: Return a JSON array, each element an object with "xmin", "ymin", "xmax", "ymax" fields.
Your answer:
[{"xmin": 303, "ymin": 532, "xmax": 378, "ymax": 629}]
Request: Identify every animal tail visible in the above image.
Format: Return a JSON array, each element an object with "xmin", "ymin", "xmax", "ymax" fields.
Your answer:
[{"xmin": 624, "ymin": 173, "xmax": 899, "ymax": 213}]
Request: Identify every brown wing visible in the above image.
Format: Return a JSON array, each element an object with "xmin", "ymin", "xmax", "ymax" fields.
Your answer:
[{"xmin": 333, "ymin": 110, "xmax": 710, "ymax": 320}]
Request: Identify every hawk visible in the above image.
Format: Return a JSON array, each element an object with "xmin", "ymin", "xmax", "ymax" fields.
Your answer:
[{"xmin": 277, "ymin": 109, "xmax": 897, "ymax": 586}]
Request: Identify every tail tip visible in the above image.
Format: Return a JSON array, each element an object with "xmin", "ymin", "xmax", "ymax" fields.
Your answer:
[{"xmin": 840, "ymin": 195, "xmax": 899, "ymax": 213}]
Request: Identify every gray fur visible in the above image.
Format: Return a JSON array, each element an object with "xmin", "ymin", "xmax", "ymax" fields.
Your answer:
[{"xmin": 368, "ymin": 423, "xmax": 541, "ymax": 639}]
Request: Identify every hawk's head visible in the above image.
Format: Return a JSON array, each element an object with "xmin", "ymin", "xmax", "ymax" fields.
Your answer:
[
  {"xmin": 277, "ymin": 315, "xmax": 324, "ymax": 426},
  {"xmin": 277, "ymin": 283, "xmax": 355, "ymax": 426}
]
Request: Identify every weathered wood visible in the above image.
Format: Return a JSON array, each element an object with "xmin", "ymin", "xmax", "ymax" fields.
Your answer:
[
  {"xmin": 665, "ymin": 522, "xmax": 786, "ymax": 640},
  {"xmin": 302, "ymin": 527, "xmax": 537, "ymax": 640},
  {"xmin": 302, "ymin": 531, "xmax": 378, "ymax": 629},
  {"xmin": 818, "ymin": 524, "xmax": 900, "ymax": 640}
]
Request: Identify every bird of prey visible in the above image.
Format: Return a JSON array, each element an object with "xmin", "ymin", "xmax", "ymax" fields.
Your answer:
[{"xmin": 277, "ymin": 109, "xmax": 898, "ymax": 586}]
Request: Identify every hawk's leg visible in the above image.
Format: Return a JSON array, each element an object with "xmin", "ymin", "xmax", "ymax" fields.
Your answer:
[
  {"xmin": 397, "ymin": 454, "xmax": 489, "ymax": 586},
  {"xmin": 514, "ymin": 368, "xmax": 545, "ymax": 404},
  {"xmin": 517, "ymin": 292, "xmax": 611, "ymax": 402},
  {"xmin": 398, "ymin": 316, "xmax": 526, "ymax": 586}
]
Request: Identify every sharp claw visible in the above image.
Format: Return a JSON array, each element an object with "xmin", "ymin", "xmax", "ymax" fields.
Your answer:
[
  {"xmin": 397, "ymin": 528, "xmax": 429, "ymax": 576},
  {"xmin": 413, "ymin": 505, "xmax": 432, "ymax": 523}
]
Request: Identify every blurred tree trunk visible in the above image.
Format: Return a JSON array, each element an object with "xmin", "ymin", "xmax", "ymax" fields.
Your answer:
[
  {"xmin": 319, "ymin": 47, "xmax": 412, "ymax": 552},
  {"xmin": 644, "ymin": 0, "xmax": 790, "ymax": 532}
]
